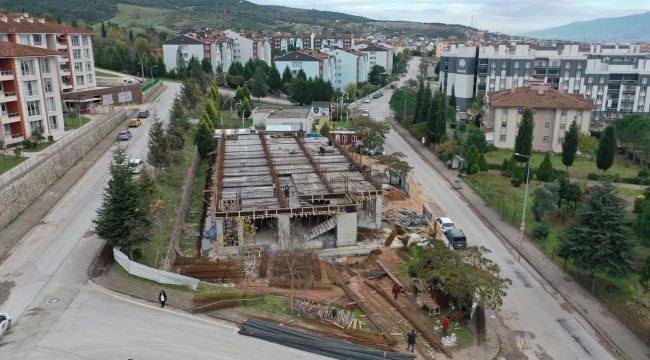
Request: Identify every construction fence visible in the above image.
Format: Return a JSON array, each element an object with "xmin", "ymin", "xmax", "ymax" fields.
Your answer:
[{"xmin": 113, "ymin": 247, "xmax": 200, "ymax": 290}]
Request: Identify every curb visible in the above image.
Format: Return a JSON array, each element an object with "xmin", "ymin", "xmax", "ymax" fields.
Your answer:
[{"xmin": 387, "ymin": 118, "xmax": 630, "ymax": 360}]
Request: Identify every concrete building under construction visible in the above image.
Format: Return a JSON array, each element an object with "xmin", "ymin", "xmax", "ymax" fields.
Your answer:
[{"xmin": 207, "ymin": 130, "xmax": 383, "ymax": 252}]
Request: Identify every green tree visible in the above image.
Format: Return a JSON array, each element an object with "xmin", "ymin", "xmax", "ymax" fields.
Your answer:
[
  {"xmin": 147, "ymin": 113, "xmax": 173, "ymax": 178},
  {"xmin": 368, "ymin": 65, "xmax": 384, "ymax": 85},
  {"xmin": 93, "ymin": 146, "xmax": 148, "ymax": 258},
  {"xmin": 532, "ymin": 221, "xmax": 551, "ymax": 241},
  {"xmin": 557, "ymin": 182, "xmax": 636, "ymax": 293},
  {"xmin": 634, "ymin": 205, "xmax": 650, "ymax": 247},
  {"xmin": 201, "ymin": 57, "xmax": 213, "ymax": 74},
  {"xmin": 195, "ymin": 113, "xmax": 215, "ymax": 157},
  {"xmin": 413, "ymin": 78, "xmax": 425, "ymax": 124},
  {"xmin": 478, "ymin": 153, "xmax": 488, "ymax": 172},
  {"xmin": 351, "ymin": 117, "xmax": 391, "ymax": 150},
  {"xmin": 320, "ymin": 121, "xmax": 331, "ymax": 137},
  {"xmin": 446, "ymin": 105, "xmax": 457, "ymax": 123},
  {"xmin": 596, "ymin": 125, "xmax": 617, "ymax": 173},
  {"xmin": 562, "ymin": 119, "xmax": 580, "ymax": 171},
  {"xmin": 167, "ymin": 122, "xmax": 185, "ymax": 153},
  {"xmin": 514, "ymin": 107, "xmax": 534, "ymax": 163},
  {"xmin": 426, "ymin": 93, "xmax": 438, "ymax": 145},
  {"xmin": 370, "ymin": 152, "xmax": 412, "ymax": 184},
  {"xmin": 639, "ymin": 257, "xmax": 650, "ymax": 291},
  {"xmin": 511, "ymin": 165, "xmax": 524, "ymax": 187},
  {"xmin": 101, "ymin": 21, "xmax": 107, "ymax": 38},
  {"xmin": 268, "ymin": 62, "xmax": 282, "ymax": 91},
  {"xmin": 128, "ymin": 29, "xmax": 134, "ymax": 43},
  {"xmin": 469, "ymin": 164, "xmax": 480, "ymax": 175},
  {"xmin": 296, "ymin": 69, "xmax": 307, "ymax": 81},
  {"xmin": 536, "ymin": 153, "xmax": 554, "ymax": 182},
  {"xmin": 237, "ymin": 97, "xmax": 252, "ymax": 119},
  {"xmin": 435, "ymin": 91, "xmax": 446, "ymax": 144},
  {"xmin": 251, "ymin": 68, "xmax": 267, "ymax": 102},
  {"xmin": 175, "ymin": 46, "xmax": 186, "ymax": 79},
  {"xmin": 169, "ymin": 97, "xmax": 188, "ymax": 130},
  {"xmin": 500, "ymin": 159, "xmax": 510, "ymax": 177},
  {"xmin": 389, "ymin": 87, "xmax": 417, "ymax": 121},
  {"xmin": 281, "ymin": 65, "xmax": 293, "ymax": 85},
  {"xmin": 180, "ymin": 78, "xmax": 200, "ymax": 109},
  {"xmin": 187, "ymin": 56, "xmax": 206, "ymax": 90},
  {"xmin": 466, "ymin": 128, "xmax": 488, "ymax": 153},
  {"xmin": 449, "ymin": 85, "xmax": 457, "ymax": 108},
  {"xmin": 234, "ymin": 85, "xmax": 251, "ymax": 105},
  {"xmin": 209, "ymin": 82, "xmax": 222, "ymax": 113},
  {"xmin": 466, "ymin": 145, "xmax": 480, "ymax": 170},
  {"xmin": 532, "ymin": 181, "xmax": 560, "ymax": 221},
  {"xmin": 577, "ymin": 132, "xmax": 598, "ymax": 158},
  {"xmin": 417, "ymin": 83, "xmax": 431, "ymax": 124},
  {"xmin": 205, "ymin": 99, "xmax": 220, "ymax": 129}
]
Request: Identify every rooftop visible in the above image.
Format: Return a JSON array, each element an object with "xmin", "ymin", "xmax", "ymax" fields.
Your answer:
[
  {"xmin": 487, "ymin": 83, "xmax": 597, "ymax": 110},
  {"xmin": 266, "ymin": 108, "xmax": 312, "ymax": 119},
  {"xmin": 0, "ymin": 41, "xmax": 63, "ymax": 57},
  {"xmin": 0, "ymin": 14, "xmax": 95, "ymax": 34}
]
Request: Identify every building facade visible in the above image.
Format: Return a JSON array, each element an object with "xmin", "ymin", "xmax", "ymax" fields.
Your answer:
[
  {"xmin": 223, "ymin": 30, "xmax": 271, "ymax": 66},
  {"xmin": 320, "ymin": 48, "xmax": 368, "ymax": 90},
  {"xmin": 163, "ymin": 30, "xmax": 234, "ymax": 74},
  {"xmin": 314, "ymin": 34, "xmax": 354, "ymax": 50},
  {"xmin": 484, "ymin": 80, "xmax": 596, "ymax": 153},
  {"xmin": 274, "ymin": 51, "xmax": 335, "ymax": 83},
  {"xmin": 355, "ymin": 44, "xmax": 392, "ymax": 73}
]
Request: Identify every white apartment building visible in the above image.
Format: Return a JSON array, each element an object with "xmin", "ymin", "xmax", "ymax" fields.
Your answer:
[
  {"xmin": 440, "ymin": 43, "xmax": 650, "ymax": 120},
  {"xmin": 314, "ymin": 34, "xmax": 354, "ymax": 50},
  {"xmin": 484, "ymin": 80, "xmax": 596, "ymax": 153},
  {"xmin": 274, "ymin": 50, "xmax": 335, "ymax": 84},
  {"xmin": 320, "ymin": 48, "xmax": 368, "ymax": 90},
  {"xmin": 0, "ymin": 41, "xmax": 65, "ymax": 146},
  {"xmin": 354, "ymin": 44, "xmax": 393, "ymax": 74},
  {"xmin": 162, "ymin": 32, "xmax": 234, "ymax": 74},
  {"xmin": 223, "ymin": 30, "xmax": 271, "ymax": 66}
]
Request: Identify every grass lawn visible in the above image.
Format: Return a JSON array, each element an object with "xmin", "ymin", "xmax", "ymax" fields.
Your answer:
[
  {"xmin": 100, "ymin": 4, "xmax": 173, "ymax": 34},
  {"xmin": 179, "ymin": 158, "xmax": 210, "ymax": 257},
  {"xmin": 483, "ymin": 149, "xmax": 641, "ymax": 181},
  {"xmin": 96, "ymin": 70, "xmax": 118, "ymax": 77},
  {"xmin": 64, "ymin": 115, "xmax": 92, "ymax": 130},
  {"xmin": 22, "ymin": 141, "xmax": 56, "ymax": 153},
  {"xmin": 0, "ymin": 156, "xmax": 28, "ymax": 175}
]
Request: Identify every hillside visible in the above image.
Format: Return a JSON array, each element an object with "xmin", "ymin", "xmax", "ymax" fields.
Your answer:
[{"xmin": 521, "ymin": 11, "xmax": 650, "ymax": 42}]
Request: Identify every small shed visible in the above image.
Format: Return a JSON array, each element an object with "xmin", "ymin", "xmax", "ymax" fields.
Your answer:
[
  {"xmin": 451, "ymin": 155, "xmax": 465, "ymax": 170},
  {"xmin": 311, "ymin": 101, "xmax": 331, "ymax": 116}
]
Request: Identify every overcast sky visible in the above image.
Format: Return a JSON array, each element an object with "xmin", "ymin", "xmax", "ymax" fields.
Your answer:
[{"xmin": 249, "ymin": 0, "xmax": 650, "ymax": 34}]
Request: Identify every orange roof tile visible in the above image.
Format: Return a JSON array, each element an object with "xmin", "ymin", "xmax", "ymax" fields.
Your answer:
[
  {"xmin": 0, "ymin": 41, "xmax": 63, "ymax": 57},
  {"xmin": 487, "ymin": 85, "xmax": 596, "ymax": 110}
]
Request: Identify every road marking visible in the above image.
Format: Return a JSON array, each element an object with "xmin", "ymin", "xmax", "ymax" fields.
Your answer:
[{"xmin": 34, "ymin": 346, "xmax": 93, "ymax": 360}]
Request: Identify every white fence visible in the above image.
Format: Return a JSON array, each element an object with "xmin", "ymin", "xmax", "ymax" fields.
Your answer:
[{"xmin": 113, "ymin": 248, "xmax": 200, "ymax": 290}]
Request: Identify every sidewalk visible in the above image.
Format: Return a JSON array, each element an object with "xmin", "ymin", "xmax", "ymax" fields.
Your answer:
[{"xmin": 387, "ymin": 116, "xmax": 649, "ymax": 360}]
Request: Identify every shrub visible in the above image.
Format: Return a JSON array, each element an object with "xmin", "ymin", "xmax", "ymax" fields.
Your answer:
[
  {"xmin": 587, "ymin": 173, "xmax": 601, "ymax": 181},
  {"xmin": 401, "ymin": 117, "xmax": 413, "ymax": 129},
  {"xmin": 459, "ymin": 123, "xmax": 467, "ymax": 132},
  {"xmin": 532, "ymin": 221, "xmax": 551, "ymax": 240},
  {"xmin": 621, "ymin": 177, "xmax": 642, "ymax": 185},
  {"xmin": 450, "ymin": 123, "xmax": 457, "ymax": 129},
  {"xmin": 639, "ymin": 168, "xmax": 650, "ymax": 179},
  {"xmin": 634, "ymin": 197, "xmax": 647, "ymax": 214},
  {"xmin": 500, "ymin": 159, "xmax": 510, "ymax": 176},
  {"xmin": 511, "ymin": 166, "xmax": 524, "ymax": 187},
  {"xmin": 21, "ymin": 139, "xmax": 32, "ymax": 148},
  {"xmin": 612, "ymin": 173, "xmax": 621, "ymax": 182},
  {"xmin": 469, "ymin": 164, "xmax": 480, "ymax": 175},
  {"xmin": 488, "ymin": 163, "xmax": 502, "ymax": 170},
  {"xmin": 440, "ymin": 134, "xmax": 449, "ymax": 143}
]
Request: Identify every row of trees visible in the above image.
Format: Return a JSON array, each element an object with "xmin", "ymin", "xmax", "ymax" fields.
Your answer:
[
  {"xmin": 195, "ymin": 83, "xmax": 225, "ymax": 157},
  {"xmin": 413, "ymin": 78, "xmax": 448, "ymax": 146}
]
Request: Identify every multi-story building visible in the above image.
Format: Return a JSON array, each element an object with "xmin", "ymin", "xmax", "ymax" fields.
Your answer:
[
  {"xmin": 320, "ymin": 48, "xmax": 368, "ymax": 90},
  {"xmin": 162, "ymin": 31, "xmax": 233, "ymax": 74},
  {"xmin": 435, "ymin": 36, "xmax": 468, "ymax": 59},
  {"xmin": 354, "ymin": 44, "xmax": 393, "ymax": 73},
  {"xmin": 223, "ymin": 30, "xmax": 271, "ymax": 66},
  {"xmin": 484, "ymin": 79, "xmax": 596, "ymax": 153},
  {"xmin": 264, "ymin": 31, "xmax": 314, "ymax": 51},
  {"xmin": 440, "ymin": 43, "xmax": 650, "ymax": 120},
  {"xmin": 274, "ymin": 50, "xmax": 335, "ymax": 83},
  {"xmin": 314, "ymin": 34, "xmax": 354, "ymax": 50},
  {"xmin": 0, "ymin": 41, "xmax": 66, "ymax": 146},
  {"xmin": 0, "ymin": 13, "xmax": 97, "ymax": 93}
]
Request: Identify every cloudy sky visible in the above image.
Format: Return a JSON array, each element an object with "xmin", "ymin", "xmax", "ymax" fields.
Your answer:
[{"xmin": 249, "ymin": 0, "xmax": 650, "ymax": 34}]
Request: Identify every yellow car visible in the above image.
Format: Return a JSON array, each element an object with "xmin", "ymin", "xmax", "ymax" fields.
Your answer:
[{"xmin": 129, "ymin": 119, "xmax": 142, "ymax": 127}]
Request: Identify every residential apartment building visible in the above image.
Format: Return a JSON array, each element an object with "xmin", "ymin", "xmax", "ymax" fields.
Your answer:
[
  {"xmin": 354, "ymin": 44, "xmax": 393, "ymax": 73},
  {"xmin": 264, "ymin": 31, "xmax": 313, "ymax": 51},
  {"xmin": 435, "ymin": 36, "xmax": 468, "ymax": 59},
  {"xmin": 440, "ymin": 43, "xmax": 650, "ymax": 120},
  {"xmin": 320, "ymin": 48, "xmax": 368, "ymax": 90},
  {"xmin": 274, "ymin": 50, "xmax": 335, "ymax": 83},
  {"xmin": 222, "ymin": 30, "xmax": 271, "ymax": 66},
  {"xmin": 484, "ymin": 80, "xmax": 596, "ymax": 153},
  {"xmin": 0, "ymin": 41, "xmax": 65, "ymax": 147},
  {"xmin": 162, "ymin": 31, "xmax": 233, "ymax": 74},
  {"xmin": 314, "ymin": 34, "xmax": 354, "ymax": 50},
  {"xmin": 0, "ymin": 13, "xmax": 97, "ymax": 93}
]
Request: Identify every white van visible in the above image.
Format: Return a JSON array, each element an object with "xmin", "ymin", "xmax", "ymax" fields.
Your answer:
[
  {"xmin": 119, "ymin": 78, "xmax": 140, "ymax": 85},
  {"xmin": 128, "ymin": 159, "xmax": 144, "ymax": 174},
  {"xmin": 361, "ymin": 108, "xmax": 370, "ymax": 117}
]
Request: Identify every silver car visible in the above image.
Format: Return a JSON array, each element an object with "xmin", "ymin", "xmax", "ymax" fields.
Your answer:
[
  {"xmin": 118, "ymin": 130, "xmax": 132, "ymax": 140},
  {"xmin": 0, "ymin": 313, "xmax": 11, "ymax": 340}
]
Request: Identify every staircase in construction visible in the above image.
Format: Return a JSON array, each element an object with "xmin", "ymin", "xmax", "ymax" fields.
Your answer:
[{"xmin": 305, "ymin": 218, "xmax": 337, "ymax": 240}]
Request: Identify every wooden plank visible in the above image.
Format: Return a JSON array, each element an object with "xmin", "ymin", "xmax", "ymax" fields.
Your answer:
[{"xmin": 376, "ymin": 260, "xmax": 405, "ymax": 288}]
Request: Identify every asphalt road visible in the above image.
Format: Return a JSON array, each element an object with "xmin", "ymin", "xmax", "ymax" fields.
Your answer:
[
  {"xmin": 0, "ymin": 83, "xmax": 323, "ymax": 359},
  {"xmin": 363, "ymin": 57, "xmax": 615, "ymax": 359}
]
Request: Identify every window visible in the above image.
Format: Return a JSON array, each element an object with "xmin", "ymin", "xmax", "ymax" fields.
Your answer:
[
  {"xmin": 182, "ymin": 45, "xmax": 188, "ymax": 50},
  {"xmin": 517, "ymin": 108, "xmax": 523, "ymax": 115},
  {"xmin": 516, "ymin": 122, "xmax": 520, "ymax": 128},
  {"xmin": 546, "ymin": 110, "xmax": 552, "ymax": 116},
  {"xmin": 20, "ymin": 60, "xmax": 35, "ymax": 76},
  {"xmin": 543, "ymin": 136, "xmax": 549, "ymax": 143},
  {"xmin": 84, "ymin": 49, "xmax": 90, "ymax": 59},
  {"xmin": 561, "ymin": 109, "xmax": 567, "ymax": 116},
  {"xmin": 500, "ymin": 135, "xmax": 506, "ymax": 142},
  {"xmin": 352, "ymin": 135, "xmax": 357, "ymax": 142},
  {"xmin": 86, "ymin": 62, "xmax": 91, "ymax": 72},
  {"xmin": 70, "ymin": 36, "xmax": 80, "ymax": 46},
  {"xmin": 577, "ymin": 110, "xmax": 583, "ymax": 117},
  {"xmin": 74, "ymin": 62, "xmax": 82, "ymax": 72},
  {"xmin": 501, "ymin": 122, "xmax": 507, "ymax": 128},
  {"xmin": 82, "ymin": 36, "xmax": 89, "ymax": 46},
  {"xmin": 588, "ymin": 76, "xmax": 593, "ymax": 84},
  {"xmin": 18, "ymin": 35, "xmax": 30, "ymax": 45},
  {"xmin": 490, "ymin": 69, "xmax": 495, "ymax": 77},
  {"xmin": 33, "ymin": 34, "xmax": 42, "ymax": 45},
  {"xmin": 29, "ymin": 120, "xmax": 44, "ymax": 133},
  {"xmin": 551, "ymin": 61, "xmax": 559, "ymax": 67},
  {"xmin": 87, "ymin": 74, "xmax": 93, "ymax": 84},
  {"xmin": 43, "ymin": 78, "xmax": 53, "ymax": 93},
  {"xmin": 643, "ymin": 77, "xmax": 649, "ymax": 85},
  {"xmin": 491, "ymin": 61, "xmax": 496, "ymax": 68},
  {"xmin": 533, "ymin": 122, "xmax": 536, "ymax": 128},
  {"xmin": 41, "ymin": 59, "xmax": 50, "ymax": 74},
  {"xmin": 46, "ymin": 97, "xmax": 56, "ymax": 112},
  {"xmin": 564, "ymin": 70, "xmax": 570, "ymax": 79},
  {"xmin": 576, "ymin": 70, "xmax": 582, "ymax": 79},
  {"xmin": 183, "ymin": 53, "xmax": 188, "ymax": 59},
  {"xmin": 500, "ymin": 69, "xmax": 506, "ymax": 77},
  {"xmin": 525, "ymin": 61, "xmax": 530, "ymax": 69},
  {"xmin": 565, "ymin": 62, "xmax": 571, "ymax": 69},
  {"xmin": 292, "ymin": 62, "xmax": 302, "ymax": 67},
  {"xmin": 534, "ymin": 110, "xmax": 537, "ymax": 115},
  {"xmin": 3, "ymin": 124, "xmax": 10, "ymax": 135},
  {"xmin": 577, "ymin": 62, "xmax": 582, "ymax": 69},
  {"xmin": 502, "ymin": 61, "xmax": 507, "ymax": 68},
  {"xmin": 27, "ymin": 101, "xmax": 41, "ymax": 117},
  {"xmin": 599, "ymin": 77, "xmax": 605, "ymax": 84},
  {"xmin": 49, "ymin": 116, "xmax": 58, "ymax": 130},
  {"xmin": 514, "ymin": 61, "xmax": 520, "ymax": 69},
  {"xmin": 503, "ymin": 109, "xmax": 508, "ymax": 114},
  {"xmin": 560, "ymin": 124, "xmax": 566, "ymax": 130},
  {"xmin": 544, "ymin": 123, "xmax": 550, "ymax": 129},
  {"xmin": 73, "ymin": 49, "xmax": 81, "ymax": 60},
  {"xmin": 76, "ymin": 75, "xmax": 85, "ymax": 85},
  {"xmin": 342, "ymin": 135, "xmax": 347, "ymax": 142},
  {"xmin": 23, "ymin": 80, "xmax": 39, "ymax": 97},
  {"xmin": 558, "ymin": 137, "xmax": 564, "ymax": 144}
]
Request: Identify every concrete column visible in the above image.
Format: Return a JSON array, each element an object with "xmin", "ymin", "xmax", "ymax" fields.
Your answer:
[
  {"xmin": 336, "ymin": 212, "xmax": 358, "ymax": 247},
  {"xmin": 374, "ymin": 196, "xmax": 383, "ymax": 229},
  {"xmin": 215, "ymin": 220, "xmax": 224, "ymax": 242},
  {"xmin": 237, "ymin": 220, "xmax": 244, "ymax": 245},
  {"xmin": 277, "ymin": 215, "xmax": 291, "ymax": 249}
]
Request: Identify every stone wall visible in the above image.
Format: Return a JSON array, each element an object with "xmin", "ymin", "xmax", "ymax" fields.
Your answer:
[
  {"xmin": 160, "ymin": 145, "xmax": 200, "ymax": 271},
  {"xmin": 0, "ymin": 109, "xmax": 134, "ymax": 230},
  {"xmin": 336, "ymin": 212, "xmax": 358, "ymax": 247},
  {"xmin": 143, "ymin": 82, "xmax": 164, "ymax": 103}
]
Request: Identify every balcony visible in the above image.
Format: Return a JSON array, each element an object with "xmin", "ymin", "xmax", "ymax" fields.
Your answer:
[
  {"xmin": 0, "ymin": 69, "xmax": 12, "ymax": 81},
  {"xmin": 3, "ymin": 133, "xmax": 24, "ymax": 145},
  {"xmin": 2, "ymin": 92, "xmax": 17, "ymax": 102}
]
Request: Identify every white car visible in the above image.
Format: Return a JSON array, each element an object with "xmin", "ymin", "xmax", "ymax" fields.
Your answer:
[
  {"xmin": 129, "ymin": 159, "xmax": 144, "ymax": 174},
  {"xmin": 435, "ymin": 217, "xmax": 455, "ymax": 232},
  {"xmin": 363, "ymin": 98, "xmax": 371, "ymax": 104},
  {"xmin": 0, "ymin": 313, "xmax": 11, "ymax": 340}
]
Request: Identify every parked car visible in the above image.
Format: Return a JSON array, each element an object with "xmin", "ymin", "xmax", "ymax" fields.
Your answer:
[
  {"xmin": 372, "ymin": 93, "xmax": 381, "ymax": 99},
  {"xmin": 363, "ymin": 98, "xmax": 371, "ymax": 104},
  {"xmin": 128, "ymin": 119, "xmax": 142, "ymax": 127},
  {"xmin": 443, "ymin": 229, "xmax": 467, "ymax": 250},
  {"xmin": 119, "ymin": 78, "xmax": 139, "ymax": 85},
  {"xmin": 431, "ymin": 217, "xmax": 455, "ymax": 237},
  {"xmin": 118, "ymin": 130, "xmax": 132, "ymax": 140},
  {"xmin": 0, "ymin": 313, "xmax": 11, "ymax": 340},
  {"xmin": 128, "ymin": 159, "xmax": 144, "ymax": 174},
  {"xmin": 138, "ymin": 110, "xmax": 149, "ymax": 119}
]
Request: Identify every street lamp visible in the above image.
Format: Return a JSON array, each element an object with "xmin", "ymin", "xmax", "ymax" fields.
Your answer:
[
  {"xmin": 514, "ymin": 153, "xmax": 531, "ymax": 248},
  {"xmin": 221, "ymin": 88, "xmax": 243, "ymax": 126},
  {"xmin": 150, "ymin": 65, "xmax": 158, "ymax": 83},
  {"xmin": 235, "ymin": 100, "xmax": 242, "ymax": 129}
]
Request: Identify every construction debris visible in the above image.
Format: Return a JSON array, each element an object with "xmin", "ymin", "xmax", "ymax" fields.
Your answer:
[{"xmin": 441, "ymin": 333, "xmax": 458, "ymax": 348}]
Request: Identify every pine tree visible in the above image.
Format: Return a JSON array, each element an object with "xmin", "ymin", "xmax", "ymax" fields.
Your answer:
[
  {"xmin": 296, "ymin": 69, "xmax": 307, "ymax": 81},
  {"xmin": 71, "ymin": 19, "xmax": 78, "ymax": 28},
  {"xmin": 201, "ymin": 57, "xmax": 213, "ymax": 74},
  {"xmin": 101, "ymin": 21, "xmax": 107, "ymax": 38},
  {"xmin": 209, "ymin": 82, "xmax": 221, "ymax": 115},
  {"xmin": 500, "ymin": 159, "xmax": 510, "ymax": 176},
  {"xmin": 268, "ymin": 62, "xmax": 282, "ymax": 91},
  {"xmin": 147, "ymin": 113, "xmax": 173, "ymax": 178},
  {"xmin": 511, "ymin": 165, "xmax": 524, "ymax": 187},
  {"xmin": 251, "ymin": 68, "xmax": 267, "ymax": 101},
  {"xmin": 238, "ymin": 98, "xmax": 252, "ymax": 120},
  {"xmin": 180, "ymin": 78, "xmax": 199, "ymax": 109},
  {"xmin": 282, "ymin": 65, "xmax": 293, "ymax": 85},
  {"xmin": 514, "ymin": 107, "xmax": 534, "ymax": 163},
  {"xmin": 175, "ymin": 46, "xmax": 186, "ymax": 79},
  {"xmin": 466, "ymin": 145, "xmax": 480, "ymax": 170},
  {"xmin": 169, "ymin": 97, "xmax": 188, "ymax": 130},
  {"xmin": 536, "ymin": 152, "xmax": 554, "ymax": 182},
  {"xmin": 196, "ymin": 114, "xmax": 215, "ymax": 157},
  {"xmin": 557, "ymin": 182, "xmax": 635, "ymax": 293},
  {"xmin": 166, "ymin": 122, "xmax": 185, "ymax": 153},
  {"xmin": 597, "ymin": 125, "xmax": 617, "ymax": 173},
  {"xmin": 156, "ymin": 56, "xmax": 166, "ymax": 77},
  {"xmin": 449, "ymin": 85, "xmax": 457, "ymax": 108},
  {"xmin": 57, "ymin": 15, "xmax": 62, "ymax": 24},
  {"xmin": 426, "ymin": 95, "xmax": 438, "ymax": 145},
  {"xmin": 205, "ymin": 99, "xmax": 219, "ymax": 129},
  {"xmin": 435, "ymin": 91, "xmax": 446, "ymax": 144},
  {"xmin": 414, "ymin": 78, "xmax": 425, "ymax": 123},
  {"xmin": 562, "ymin": 119, "xmax": 580, "ymax": 171},
  {"xmin": 234, "ymin": 85, "xmax": 251, "ymax": 105},
  {"xmin": 478, "ymin": 153, "xmax": 488, "ymax": 172},
  {"xmin": 187, "ymin": 56, "xmax": 206, "ymax": 90},
  {"xmin": 129, "ymin": 29, "xmax": 134, "ymax": 43}
]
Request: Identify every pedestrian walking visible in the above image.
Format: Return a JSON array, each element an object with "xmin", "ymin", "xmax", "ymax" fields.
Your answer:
[
  {"xmin": 442, "ymin": 315, "xmax": 450, "ymax": 337},
  {"xmin": 406, "ymin": 330, "xmax": 417, "ymax": 353},
  {"xmin": 159, "ymin": 290, "xmax": 167, "ymax": 308},
  {"xmin": 320, "ymin": 146, "xmax": 325, "ymax": 156},
  {"xmin": 392, "ymin": 285, "xmax": 403, "ymax": 300},
  {"xmin": 284, "ymin": 185, "xmax": 290, "ymax": 199}
]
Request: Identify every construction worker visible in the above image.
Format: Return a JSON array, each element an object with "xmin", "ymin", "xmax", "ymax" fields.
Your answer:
[
  {"xmin": 392, "ymin": 285, "xmax": 403, "ymax": 300},
  {"xmin": 442, "ymin": 316, "xmax": 450, "ymax": 337},
  {"xmin": 406, "ymin": 330, "xmax": 417, "ymax": 353}
]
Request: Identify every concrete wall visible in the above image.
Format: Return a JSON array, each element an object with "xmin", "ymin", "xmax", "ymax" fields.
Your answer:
[
  {"xmin": 336, "ymin": 212, "xmax": 357, "ymax": 247},
  {"xmin": 0, "ymin": 108, "xmax": 134, "ymax": 230}
]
